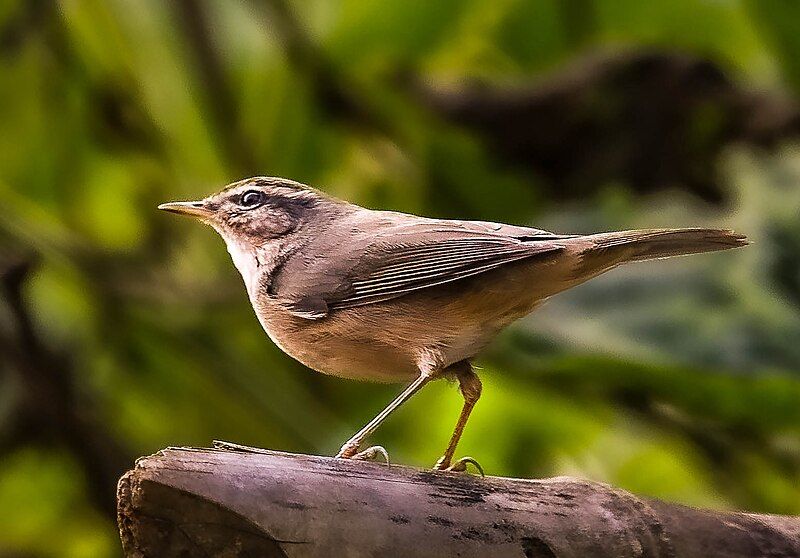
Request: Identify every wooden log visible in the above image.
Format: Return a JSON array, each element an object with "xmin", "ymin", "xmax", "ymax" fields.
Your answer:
[{"xmin": 117, "ymin": 446, "xmax": 800, "ymax": 557}]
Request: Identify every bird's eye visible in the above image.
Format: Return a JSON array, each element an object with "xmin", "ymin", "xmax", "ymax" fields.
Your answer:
[{"xmin": 239, "ymin": 190, "xmax": 265, "ymax": 208}]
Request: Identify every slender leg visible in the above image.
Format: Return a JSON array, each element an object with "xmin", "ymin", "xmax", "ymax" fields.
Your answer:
[
  {"xmin": 336, "ymin": 371, "xmax": 434, "ymax": 459},
  {"xmin": 433, "ymin": 361, "xmax": 482, "ymax": 472}
]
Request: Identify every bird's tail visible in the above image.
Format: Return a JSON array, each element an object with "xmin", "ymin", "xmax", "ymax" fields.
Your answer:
[{"xmin": 578, "ymin": 228, "xmax": 748, "ymax": 266}]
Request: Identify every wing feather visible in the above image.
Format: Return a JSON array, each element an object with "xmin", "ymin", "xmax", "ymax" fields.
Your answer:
[
  {"xmin": 329, "ymin": 237, "xmax": 562, "ymax": 310},
  {"xmin": 273, "ymin": 213, "xmax": 569, "ymax": 320}
]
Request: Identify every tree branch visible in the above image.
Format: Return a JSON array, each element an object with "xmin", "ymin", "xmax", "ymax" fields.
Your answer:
[{"xmin": 117, "ymin": 447, "xmax": 800, "ymax": 557}]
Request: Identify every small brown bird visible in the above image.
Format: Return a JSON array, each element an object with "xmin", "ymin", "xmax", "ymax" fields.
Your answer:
[{"xmin": 159, "ymin": 176, "xmax": 747, "ymax": 472}]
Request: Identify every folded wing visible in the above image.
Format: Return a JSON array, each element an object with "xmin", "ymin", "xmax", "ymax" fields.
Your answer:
[
  {"xmin": 278, "ymin": 218, "xmax": 569, "ymax": 319},
  {"xmin": 333, "ymin": 236, "xmax": 561, "ymax": 310}
]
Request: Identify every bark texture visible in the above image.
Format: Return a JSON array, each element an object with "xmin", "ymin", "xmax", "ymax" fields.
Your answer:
[{"xmin": 117, "ymin": 446, "xmax": 800, "ymax": 557}]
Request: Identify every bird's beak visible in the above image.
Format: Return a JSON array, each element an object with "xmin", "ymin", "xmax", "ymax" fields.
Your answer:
[{"xmin": 157, "ymin": 200, "xmax": 213, "ymax": 219}]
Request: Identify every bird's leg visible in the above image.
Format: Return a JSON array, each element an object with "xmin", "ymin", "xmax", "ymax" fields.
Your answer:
[
  {"xmin": 433, "ymin": 361, "xmax": 483, "ymax": 473},
  {"xmin": 336, "ymin": 370, "xmax": 435, "ymax": 461}
]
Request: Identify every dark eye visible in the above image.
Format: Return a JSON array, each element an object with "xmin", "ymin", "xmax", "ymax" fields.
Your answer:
[{"xmin": 239, "ymin": 190, "xmax": 265, "ymax": 208}]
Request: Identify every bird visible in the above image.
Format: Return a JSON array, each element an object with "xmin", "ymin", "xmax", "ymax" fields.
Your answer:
[{"xmin": 159, "ymin": 176, "xmax": 747, "ymax": 472}]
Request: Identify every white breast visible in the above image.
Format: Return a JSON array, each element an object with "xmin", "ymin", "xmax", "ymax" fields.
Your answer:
[{"xmin": 223, "ymin": 239, "xmax": 261, "ymax": 297}]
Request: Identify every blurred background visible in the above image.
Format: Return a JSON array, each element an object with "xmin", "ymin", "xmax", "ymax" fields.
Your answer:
[{"xmin": 2, "ymin": 0, "xmax": 800, "ymax": 555}]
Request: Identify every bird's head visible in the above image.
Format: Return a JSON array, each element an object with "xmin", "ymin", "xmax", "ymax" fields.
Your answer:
[
  {"xmin": 159, "ymin": 177, "xmax": 341, "ymax": 286},
  {"xmin": 158, "ymin": 176, "xmax": 337, "ymax": 243}
]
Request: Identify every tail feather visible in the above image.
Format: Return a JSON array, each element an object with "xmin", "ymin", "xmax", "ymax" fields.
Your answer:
[{"xmin": 582, "ymin": 228, "xmax": 748, "ymax": 263}]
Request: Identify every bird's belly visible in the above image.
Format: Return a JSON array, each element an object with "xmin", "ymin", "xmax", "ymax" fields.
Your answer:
[
  {"xmin": 253, "ymin": 258, "xmax": 564, "ymax": 383},
  {"xmin": 257, "ymin": 306, "xmax": 422, "ymax": 383},
  {"xmin": 437, "ymin": 329, "xmax": 497, "ymax": 367},
  {"xmin": 257, "ymin": 307, "xmax": 525, "ymax": 384}
]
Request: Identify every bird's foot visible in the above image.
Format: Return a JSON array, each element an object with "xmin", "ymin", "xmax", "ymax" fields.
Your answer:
[
  {"xmin": 433, "ymin": 455, "xmax": 484, "ymax": 476},
  {"xmin": 336, "ymin": 443, "xmax": 390, "ymax": 464}
]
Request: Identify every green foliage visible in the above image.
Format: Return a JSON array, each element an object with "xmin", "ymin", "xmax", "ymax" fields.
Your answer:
[{"xmin": 1, "ymin": 1, "xmax": 800, "ymax": 556}]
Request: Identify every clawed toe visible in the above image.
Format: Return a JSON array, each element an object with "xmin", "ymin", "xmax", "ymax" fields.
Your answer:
[
  {"xmin": 336, "ymin": 445, "xmax": 390, "ymax": 465},
  {"xmin": 352, "ymin": 445, "xmax": 390, "ymax": 464},
  {"xmin": 434, "ymin": 456, "xmax": 484, "ymax": 476}
]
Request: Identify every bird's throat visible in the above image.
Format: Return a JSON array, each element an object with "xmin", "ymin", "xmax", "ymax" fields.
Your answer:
[{"xmin": 222, "ymin": 238, "xmax": 266, "ymax": 298}]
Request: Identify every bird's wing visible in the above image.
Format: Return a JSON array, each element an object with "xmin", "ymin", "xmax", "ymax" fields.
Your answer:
[{"xmin": 277, "ymin": 216, "xmax": 570, "ymax": 319}]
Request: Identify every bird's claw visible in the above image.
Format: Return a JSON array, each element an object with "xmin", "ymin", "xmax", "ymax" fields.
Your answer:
[
  {"xmin": 434, "ymin": 456, "xmax": 484, "ymax": 476},
  {"xmin": 336, "ymin": 444, "xmax": 390, "ymax": 465},
  {"xmin": 352, "ymin": 445, "xmax": 390, "ymax": 464}
]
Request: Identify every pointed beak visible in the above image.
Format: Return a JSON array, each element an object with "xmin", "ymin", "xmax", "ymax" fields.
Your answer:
[{"xmin": 157, "ymin": 200, "xmax": 213, "ymax": 219}]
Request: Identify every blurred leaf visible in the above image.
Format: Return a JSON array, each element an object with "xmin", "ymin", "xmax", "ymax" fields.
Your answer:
[{"xmin": 746, "ymin": 0, "xmax": 800, "ymax": 91}]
